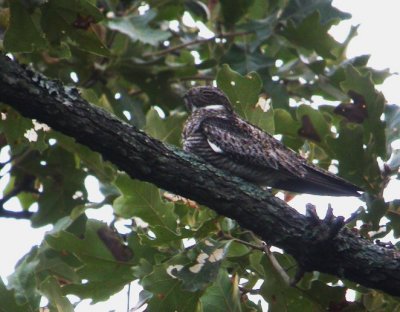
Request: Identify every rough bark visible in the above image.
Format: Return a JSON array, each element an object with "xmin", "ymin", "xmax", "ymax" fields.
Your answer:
[{"xmin": 1, "ymin": 54, "xmax": 399, "ymax": 296}]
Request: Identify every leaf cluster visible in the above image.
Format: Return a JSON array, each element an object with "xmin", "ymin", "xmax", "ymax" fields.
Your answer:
[{"xmin": 0, "ymin": 0, "xmax": 400, "ymax": 311}]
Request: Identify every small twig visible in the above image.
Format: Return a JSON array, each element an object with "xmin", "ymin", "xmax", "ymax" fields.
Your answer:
[
  {"xmin": 226, "ymin": 236, "xmax": 291, "ymax": 287},
  {"xmin": 263, "ymin": 243, "xmax": 291, "ymax": 285},
  {"xmin": 232, "ymin": 237, "xmax": 265, "ymax": 251},
  {"xmin": 0, "ymin": 209, "xmax": 33, "ymax": 219},
  {"xmin": 144, "ymin": 31, "xmax": 253, "ymax": 58},
  {"xmin": 290, "ymin": 266, "xmax": 305, "ymax": 286},
  {"xmin": 0, "ymin": 186, "xmax": 21, "ymax": 206},
  {"xmin": 163, "ymin": 192, "xmax": 199, "ymax": 209},
  {"xmin": 145, "ymin": 38, "xmax": 210, "ymax": 57},
  {"xmin": 127, "ymin": 89, "xmax": 144, "ymax": 97},
  {"xmin": 176, "ymin": 75, "xmax": 215, "ymax": 82},
  {"xmin": 0, "ymin": 148, "xmax": 33, "ymax": 177},
  {"xmin": 0, "ymin": 173, "xmax": 36, "ymax": 205},
  {"xmin": 223, "ymin": 233, "xmax": 264, "ymax": 251},
  {"xmin": 127, "ymin": 282, "xmax": 131, "ymax": 312},
  {"xmin": 238, "ymin": 285, "xmax": 260, "ymax": 295},
  {"xmin": 345, "ymin": 207, "xmax": 363, "ymax": 224}
]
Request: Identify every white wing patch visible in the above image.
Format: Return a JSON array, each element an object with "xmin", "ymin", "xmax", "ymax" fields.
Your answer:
[
  {"xmin": 189, "ymin": 263, "xmax": 204, "ymax": 273},
  {"xmin": 207, "ymin": 139, "xmax": 224, "ymax": 153},
  {"xmin": 203, "ymin": 104, "xmax": 225, "ymax": 111}
]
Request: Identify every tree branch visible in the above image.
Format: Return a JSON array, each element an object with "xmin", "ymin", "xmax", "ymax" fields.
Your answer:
[
  {"xmin": 1, "ymin": 54, "xmax": 400, "ymax": 296},
  {"xmin": 0, "ymin": 209, "xmax": 34, "ymax": 219},
  {"xmin": 143, "ymin": 31, "xmax": 253, "ymax": 57},
  {"xmin": 0, "ymin": 168, "xmax": 35, "ymax": 220}
]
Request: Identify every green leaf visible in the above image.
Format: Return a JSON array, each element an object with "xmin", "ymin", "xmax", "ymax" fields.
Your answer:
[
  {"xmin": 144, "ymin": 108, "xmax": 187, "ymax": 146},
  {"xmin": 221, "ymin": 44, "xmax": 274, "ymax": 74},
  {"xmin": 263, "ymin": 76, "xmax": 290, "ymax": 110},
  {"xmin": 274, "ymin": 108, "xmax": 301, "ymax": 137},
  {"xmin": 107, "ymin": 10, "xmax": 171, "ymax": 46},
  {"xmin": 49, "ymin": 0, "xmax": 104, "ymax": 22},
  {"xmin": 141, "ymin": 265, "xmax": 202, "ymax": 312},
  {"xmin": 217, "ymin": 64, "xmax": 274, "ymax": 132},
  {"xmin": 327, "ymin": 123, "xmax": 364, "ymax": 178},
  {"xmin": 111, "ymin": 91, "xmax": 147, "ymax": 128},
  {"xmin": 0, "ymin": 108, "xmax": 37, "ymax": 154},
  {"xmin": 281, "ymin": 0, "xmax": 351, "ymax": 25},
  {"xmin": 174, "ymin": 239, "xmax": 229, "ymax": 292},
  {"xmin": 257, "ymin": 252, "xmax": 317, "ymax": 311},
  {"xmin": 127, "ymin": 232, "xmax": 161, "ymax": 267},
  {"xmin": 131, "ymin": 289, "xmax": 153, "ymax": 311},
  {"xmin": 32, "ymin": 146, "xmax": 88, "ymax": 227},
  {"xmin": 165, "ymin": 52, "xmax": 198, "ymax": 78},
  {"xmin": 154, "ymin": 3, "xmax": 185, "ymax": 21},
  {"xmin": 80, "ymin": 89, "xmax": 114, "ymax": 112},
  {"xmin": 363, "ymin": 291, "xmax": 387, "ymax": 311},
  {"xmin": 139, "ymin": 225, "xmax": 183, "ymax": 247},
  {"xmin": 1, "ymin": 1, "xmax": 396, "ymax": 310},
  {"xmin": 296, "ymin": 104, "xmax": 331, "ymax": 143},
  {"xmin": 41, "ymin": 0, "xmax": 109, "ymax": 56},
  {"xmin": 226, "ymin": 241, "xmax": 250, "ymax": 258},
  {"xmin": 248, "ymin": 0, "xmax": 270, "ymax": 19},
  {"xmin": 113, "ymin": 174, "xmax": 177, "ymax": 230},
  {"xmin": 0, "ymin": 278, "xmax": 34, "ymax": 312},
  {"xmin": 61, "ymin": 24, "xmax": 109, "ymax": 57},
  {"xmin": 54, "ymin": 133, "xmax": 116, "ymax": 183},
  {"xmin": 303, "ymin": 280, "xmax": 346, "ymax": 308},
  {"xmin": 217, "ymin": 64, "xmax": 262, "ymax": 109},
  {"xmin": 280, "ymin": 11, "xmax": 339, "ymax": 59},
  {"xmin": 36, "ymin": 250, "xmax": 81, "ymax": 285},
  {"xmin": 219, "ymin": 0, "xmax": 254, "ymax": 26},
  {"xmin": 341, "ymin": 66, "xmax": 386, "ymax": 158},
  {"xmin": 39, "ymin": 277, "xmax": 74, "ymax": 312},
  {"xmin": 365, "ymin": 198, "xmax": 387, "ymax": 229},
  {"xmin": 200, "ymin": 269, "xmax": 242, "ymax": 312},
  {"xmin": 45, "ymin": 220, "xmax": 135, "ymax": 303},
  {"xmin": 63, "ymin": 274, "xmax": 134, "ymax": 304},
  {"xmin": 4, "ymin": 0, "xmax": 47, "ymax": 52},
  {"xmin": 7, "ymin": 247, "xmax": 41, "ymax": 309},
  {"xmin": 238, "ymin": 15, "xmax": 277, "ymax": 50},
  {"xmin": 327, "ymin": 123, "xmax": 364, "ymax": 186},
  {"xmin": 46, "ymin": 220, "xmax": 133, "ymax": 269},
  {"xmin": 17, "ymin": 192, "xmax": 37, "ymax": 211}
]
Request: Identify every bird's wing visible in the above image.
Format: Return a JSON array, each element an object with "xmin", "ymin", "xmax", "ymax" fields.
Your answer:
[
  {"xmin": 201, "ymin": 116, "xmax": 361, "ymax": 196},
  {"xmin": 201, "ymin": 117, "xmax": 307, "ymax": 177}
]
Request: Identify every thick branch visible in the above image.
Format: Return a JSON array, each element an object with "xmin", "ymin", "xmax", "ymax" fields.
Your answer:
[{"xmin": 1, "ymin": 55, "xmax": 400, "ymax": 296}]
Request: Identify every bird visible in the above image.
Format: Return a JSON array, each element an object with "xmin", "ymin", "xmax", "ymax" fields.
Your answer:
[{"xmin": 182, "ymin": 86, "xmax": 362, "ymax": 196}]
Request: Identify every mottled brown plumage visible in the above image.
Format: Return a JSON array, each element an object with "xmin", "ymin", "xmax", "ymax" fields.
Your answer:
[{"xmin": 182, "ymin": 86, "xmax": 362, "ymax": 196}]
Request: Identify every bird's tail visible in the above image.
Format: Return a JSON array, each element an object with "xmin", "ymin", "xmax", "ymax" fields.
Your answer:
[{"xmin": 274, "ymin": 168, "xmax": 362, "ymax": 197}]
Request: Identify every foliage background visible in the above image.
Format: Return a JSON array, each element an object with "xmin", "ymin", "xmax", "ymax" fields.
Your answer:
[{"xmin": 1, "ymin": 0, "xmax": 400, "ymax": 311}]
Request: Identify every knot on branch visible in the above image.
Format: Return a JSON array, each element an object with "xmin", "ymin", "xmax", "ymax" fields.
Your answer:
[{"xmin": 305, "ymin": 203, "xmax": 346, "ymax": 244}]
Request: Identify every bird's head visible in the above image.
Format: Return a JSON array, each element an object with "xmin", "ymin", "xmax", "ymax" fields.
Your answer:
[{"xmin": 183, "ymin": 86, "xmax": 233, "ymax": 113}]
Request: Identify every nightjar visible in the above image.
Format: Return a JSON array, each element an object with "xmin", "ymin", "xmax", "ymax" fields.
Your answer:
[{"xmin": 182, "ymin": 86, "xmax": 361, "ymax": 196}]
